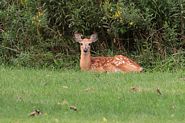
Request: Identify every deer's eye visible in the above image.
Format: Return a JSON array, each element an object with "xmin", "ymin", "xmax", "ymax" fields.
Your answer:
[{"xmin": 80, "ymin": 43, "xmax": 83, "ymax": 46}]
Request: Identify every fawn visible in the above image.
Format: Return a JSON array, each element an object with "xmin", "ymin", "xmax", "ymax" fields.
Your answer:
[{"xmin": 74, "ymin": 33, "xmax": 143, "ymax": 73}]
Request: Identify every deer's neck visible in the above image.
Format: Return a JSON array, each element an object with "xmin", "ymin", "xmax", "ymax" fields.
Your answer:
[{"xmin": 80, "ymin": 53, "xmax": 91, "ymax": 71}]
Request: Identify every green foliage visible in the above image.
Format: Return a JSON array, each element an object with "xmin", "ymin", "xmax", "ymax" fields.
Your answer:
[
  {"xmin": 153, "ymin": 51, "xmax": 185, "ymax": 71},
  {"xmin": 0, "ymin": 0, "xmax": 185, "ymax": 70}
]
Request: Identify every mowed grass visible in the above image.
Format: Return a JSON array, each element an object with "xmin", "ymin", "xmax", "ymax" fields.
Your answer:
[{"xmin": 0, "ymin": 66, "xmax": 185, "ymax": 123}]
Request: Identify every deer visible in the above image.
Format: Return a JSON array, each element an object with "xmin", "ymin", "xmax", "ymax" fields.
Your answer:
[{"xmin": 74, "ymin": 33, "xmax": 143, "ymax": 73}]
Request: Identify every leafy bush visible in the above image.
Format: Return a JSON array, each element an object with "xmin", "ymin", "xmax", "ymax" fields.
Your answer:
[{"xmin": 0, "ymin": 0, "xmax": 185, "ymax": 70}]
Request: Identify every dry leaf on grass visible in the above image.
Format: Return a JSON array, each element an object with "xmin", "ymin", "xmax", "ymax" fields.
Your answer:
[
  {"xmin": 29, "ymin": 109, "xmax": 42, "ymax": 117},
  {"xmin": 130, "ymin": 86, "xmax": 141, "ymax": 92},
  {"xmin": 156, "ymin": 88, "xmax": 162, "ymax": 95},
  {"xmin": 69, "ymin": 105, "xmax": 78, "ymax": 111}
]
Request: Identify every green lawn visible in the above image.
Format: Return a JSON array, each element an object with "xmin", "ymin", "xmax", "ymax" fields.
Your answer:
[{"xmin": 0, "ymin": 66, "xmax": 185, "ymax": 123}]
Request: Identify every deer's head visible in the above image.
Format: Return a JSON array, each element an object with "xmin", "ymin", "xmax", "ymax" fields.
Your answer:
[{"xmin": 74, "ymin": 33, "xmax": 98, "ymax": 55}]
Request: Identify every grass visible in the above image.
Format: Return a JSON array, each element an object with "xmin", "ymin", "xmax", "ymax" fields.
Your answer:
[{"xmin": 0, "ymin": 66, "xmax": 185, "ymax": 123}]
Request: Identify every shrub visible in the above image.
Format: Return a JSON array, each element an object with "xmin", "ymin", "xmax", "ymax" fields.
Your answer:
[{"xmin": 0, "ymin": 0, "xmax": 184, "ymax": 70}]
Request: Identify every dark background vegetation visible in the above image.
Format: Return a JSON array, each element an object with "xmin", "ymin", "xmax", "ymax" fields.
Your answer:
[{"xmin": 0, "ymin": 0, "xmax": 185, "ymax": 71}]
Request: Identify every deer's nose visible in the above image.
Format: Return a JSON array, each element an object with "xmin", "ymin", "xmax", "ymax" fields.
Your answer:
[{"xmin": 83, "ymin": 49, "xmax": 88, "ymax": 53}]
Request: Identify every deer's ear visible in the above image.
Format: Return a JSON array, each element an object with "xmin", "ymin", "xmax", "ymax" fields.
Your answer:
[
  {"xmin": 90, "ymin": 33, "xmax": 98, "ymax": 42},
  {"xmin": 74, "ymin": 33, "xmax": 82, "ymax": 42}
]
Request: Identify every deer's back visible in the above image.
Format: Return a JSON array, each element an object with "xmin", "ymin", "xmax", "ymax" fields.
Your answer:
[{"xmin": 90, "ymin": 55, "xmax": 142, "ymax": 72}]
